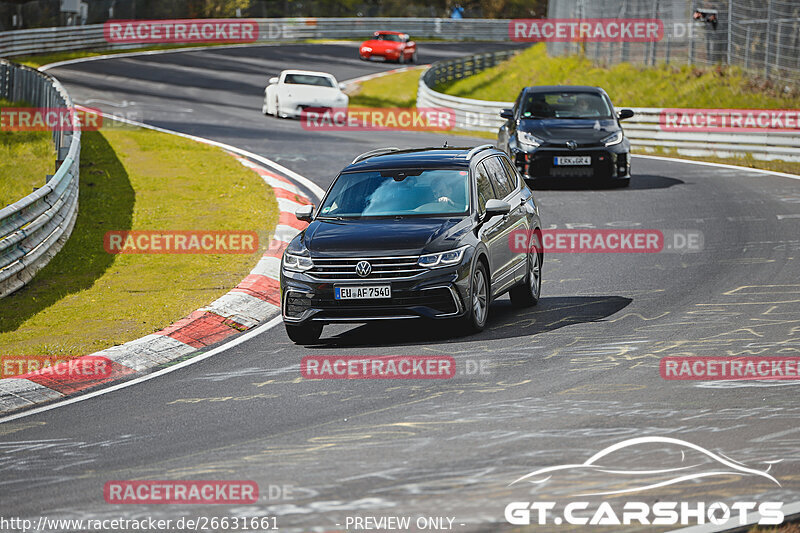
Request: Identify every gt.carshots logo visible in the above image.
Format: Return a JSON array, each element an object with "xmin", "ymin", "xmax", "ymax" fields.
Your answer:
[{"xmin": 505, "ymin": 437, "xmax": 785, "ymax": 527}]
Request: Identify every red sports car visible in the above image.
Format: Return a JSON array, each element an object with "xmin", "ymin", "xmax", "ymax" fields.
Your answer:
[{"xmin": 359, "ymin": 31, "xmax": 417, "ymax": 63}]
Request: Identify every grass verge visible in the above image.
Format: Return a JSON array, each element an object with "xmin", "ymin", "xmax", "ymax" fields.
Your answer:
[
  {"xmin": 0, "ymin": 99, "xmax": 55, "ymax": 207},
  {"xmin": 0, "ymin": 126, "xmax": 277, "ymax": 356},
  {"xmin": 440, "ymin": 43, "xmax": 800, "ymax": 108},
  {"xmin": 348, "ymin": 68, "xmax": 424, "ymax": 108}
]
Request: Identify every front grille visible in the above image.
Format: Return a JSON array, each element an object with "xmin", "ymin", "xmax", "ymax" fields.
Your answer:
[
  {"xmin": 312, "ymin": 287, "xmax": 458, "ymax": 317},
  {"xmin": 529, "ymin": 150, "xmax": 616, "ymax": 179},
  {"xmin": 308, "ymin": 256, "xmax": 424, "ymax": 280},
  {"xmin": 549, "ymin": 166, "xmax": 594, "ymax": 177}
]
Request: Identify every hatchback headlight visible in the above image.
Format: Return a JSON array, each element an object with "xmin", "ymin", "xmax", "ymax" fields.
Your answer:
[
  {"xmin": 361, "ymin": 46, "xmax": 372, "ymax": 52},
  {"xmin": 602, "ymin": 131, "xmax": 624, "ymax": 146},
  {"xmin": 418, "ymin": 246, "xmax": 469, "ymax": 268},
  {"xmin": 283, "ymin": 252, "xmax": 314, "ymax": 272},
  {"xmin": 517, "ymin": 131, "xmax": 544, "ymax": 149}
]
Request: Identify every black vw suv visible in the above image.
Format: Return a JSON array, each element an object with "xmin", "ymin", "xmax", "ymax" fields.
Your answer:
[
  {"xmin": 280, "ymin": 145, "xmax": 543, "ymax": 344},
  {"xmin": 498, "ymin": 86, "xmax": 634, "ymax": 186}
]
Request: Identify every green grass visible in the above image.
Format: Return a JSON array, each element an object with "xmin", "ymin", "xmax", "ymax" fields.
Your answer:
[
  {"xmin": 441, "ymin": 44, "xmax": 800, "ymax": 109},
  {"xmin": 0, "ymin": 126, "xmax": 277, "ymax": 356},
  {"xmin": 0, "ymin": 99, "xmax": 56, "ymax": 207},
  {"xmin": 348, "ymin": 68, "xmax": 424, "ymax": 108}
]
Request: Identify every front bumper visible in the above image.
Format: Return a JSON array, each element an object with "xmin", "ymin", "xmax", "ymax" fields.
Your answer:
[
  {"xmin": 281, "ymin": 263, "xmax": 471, "ymax": 325},
  {"xmin": 513, "ymin": 144, "xmax": 630, "ymax": 181}
]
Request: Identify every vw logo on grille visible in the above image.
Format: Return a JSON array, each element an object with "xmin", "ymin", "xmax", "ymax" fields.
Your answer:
[
  {"xmin": 355, "ymin": 261, "xmax": 372, "ymax": 277},
  {"xmin": 566, "ymin": 140, "xmax": 578, "ymax": 150}
]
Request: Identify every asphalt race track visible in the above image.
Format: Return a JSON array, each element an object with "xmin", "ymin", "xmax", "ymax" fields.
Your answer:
[{"xmin": 2, "ymin": 42, "xmax": 800, "ymax": 532}]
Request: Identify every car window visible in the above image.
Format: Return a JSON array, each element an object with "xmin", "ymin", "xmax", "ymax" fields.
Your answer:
[
  {"xmin": 520, "ymin": 91, "xmax": 612, "ymax": 119},
  {"xmin": 475, "ymin": 162, "xmax": 497, "ymax": 215},
  {"xmin": 483, "ymin": 157, "xmax": 512, "ymax": 199},
  {"xmin": 283, "ymin": 74, "xmax": 335, "ymax": 88},
  {"xmin": 318, "ymin": 169, "xmax": 469, "ymax": 218},
  {"xmin": 499, "ymin": 156, "xmax": 519, "ymax": 190},
  {"xmin": 375, "ymin": 34, "xmax": 402, "ymax": 42}
]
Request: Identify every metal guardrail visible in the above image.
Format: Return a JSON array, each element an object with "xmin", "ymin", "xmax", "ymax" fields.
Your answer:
[
  {"xmin": 417, "ymin": 52, "xmax": 800, "ymax": 162},
  {"xmin": 0, "ymin": 18, "xmax": 512, "ymax": 57},
  {"xmin": 0, "ymin": 60, "xmax": 81, "ymax": 298}
]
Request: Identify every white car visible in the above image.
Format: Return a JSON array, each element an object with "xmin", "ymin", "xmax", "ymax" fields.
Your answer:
[{"xmin": 262, "ymin": 70, "xmax": 349, "ymax": 118}]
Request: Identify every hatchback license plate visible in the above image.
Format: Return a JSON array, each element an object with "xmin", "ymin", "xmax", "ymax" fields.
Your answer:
[
  {"xmin": 335, "ymin": 285, "xmax": 391, "ymax": 300},
  {"xmin": 555, "ymin": 156, "xmax": 591, "ymax": 166}
]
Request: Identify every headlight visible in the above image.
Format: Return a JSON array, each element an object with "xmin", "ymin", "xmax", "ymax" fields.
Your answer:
[
  {"xmin": 602, "ymin": 131, "xmax": 624, "ymax": 146},
  {"xmin": 517, "ymin": 131, "xmax": 544, "ymax": 149},
  {"xmin": 283, "ymin": 252, "xmax": 314, "ymax": 272},
  {"xmin": 361, "ymin": 46, "xmax": 372, "ymax": 52},
  {"xmin": 418, "ymin": 246, "xmax": 469, "ymax": 268}
]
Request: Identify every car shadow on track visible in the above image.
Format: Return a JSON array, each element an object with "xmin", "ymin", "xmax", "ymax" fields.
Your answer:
[
  {"xmin": 528, "ymin": 174, "xmax": 683, "ymax": 191},
  {"xmin": 309, "ymin": 295, "xmax": 632, "ymax": 348}
]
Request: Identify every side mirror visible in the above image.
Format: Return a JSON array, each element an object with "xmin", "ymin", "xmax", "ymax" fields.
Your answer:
[
  {"xmin": 269, "ymin": 77, "xmax": 279, "ymax": 85},
  {"xmin": 500, "ymin": 108, "xmax": 514, "ymax": 120},
  {"xmin": 338, "ymin": 83, "xmax": 347, "ymax": 91},
  {"xmin": 618, "ymin": 109, "xmax": 634, "ymax": 120},
  {"xmin": 484, "ymin": 199, "xmax": 511, "ymax": 219},
  {"xmin": 295, "ymin": 204, "xmax": 314, "ymax": 222}
]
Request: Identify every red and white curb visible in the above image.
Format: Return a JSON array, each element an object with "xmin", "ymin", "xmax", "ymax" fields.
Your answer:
[{"xmin": 0, "ymin": 150, "xmax": 312, "ymax": 415}]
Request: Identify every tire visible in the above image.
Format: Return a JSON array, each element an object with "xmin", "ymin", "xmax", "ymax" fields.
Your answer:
[
  {"xmin": 410, "ymin": 51, "xmax": 417, "ymax": 63},
  {"xmin": 615, "ymin": 178, "xmax": 630, "ymax": 188},
  {"xmin": 510, "ymin": 247, "xmax": 542, "ymax": 307},
  {"xmin": 398, "ymin": 52, "xmax": 405, "ymax": 64},
  {"xmin": 262, "ymin": 99, "xmax": 269, "ymax": 115},
  {"xmin": 458, "ymin": 261, "xmax": 490, "ymax": 333},
  {"xmin": 285, "ymin": 322, "xmax": 323, "ymax": 344}
]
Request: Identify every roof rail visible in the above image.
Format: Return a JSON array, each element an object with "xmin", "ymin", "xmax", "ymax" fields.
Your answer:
[
  {"xmin": 465, "ymin": 144, "xmax": 494, "ymax": 159},
  {"xmin": 351, "ymin": 147, "xmax": 401, "ymax": 164}
]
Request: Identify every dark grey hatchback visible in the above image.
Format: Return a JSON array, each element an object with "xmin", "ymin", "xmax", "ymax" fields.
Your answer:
[{"xmin": 280, "ymin": 145, "xmax": 543, "ymax": 344}]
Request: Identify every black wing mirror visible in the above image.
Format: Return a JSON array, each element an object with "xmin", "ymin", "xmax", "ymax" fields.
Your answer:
[
  {"xmin": 618, "ymin": 109, "xmax": 634, "ymax": 120},
  {"xmin": 500, "ymin": 108, "xmax": 514, "ymax": 120}
]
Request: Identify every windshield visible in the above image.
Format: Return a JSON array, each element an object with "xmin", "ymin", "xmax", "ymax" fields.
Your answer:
[
  {"xmin": 283, "ymin": 74, "xmax": 335, "ymax": 87},
  {"xmin": 520, "ymin": 91, "xmax": 613, "ymax": 119},
  {"xmin": 318, "ymin": 169, "xmax": 470, "ymax": 218},
  {"xmin": 375, "ymin": 33, "xmax": 402, "ymax": 42}
]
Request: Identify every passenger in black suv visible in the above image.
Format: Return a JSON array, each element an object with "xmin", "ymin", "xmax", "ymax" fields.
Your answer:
[{"xmin": 280, "ymin": 145, "xmax": 543, "ymax": 344}]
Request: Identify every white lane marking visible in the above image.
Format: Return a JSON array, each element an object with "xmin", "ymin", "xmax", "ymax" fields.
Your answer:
[
  {"xmin": 0, "ymin": 316, "xmax": 284, "ymax": 425},
  {"xmin": 633, "ymin": 154, "xmax": 800, "ymax": 181}
]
